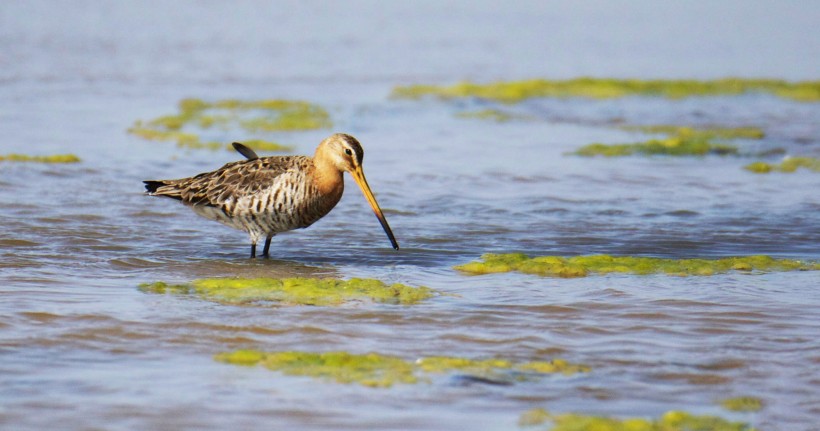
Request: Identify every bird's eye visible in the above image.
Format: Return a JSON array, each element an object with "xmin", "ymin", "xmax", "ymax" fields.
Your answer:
[{"xmin": 344, "ymin": 148, "xmax": 353, "ymax": 156}]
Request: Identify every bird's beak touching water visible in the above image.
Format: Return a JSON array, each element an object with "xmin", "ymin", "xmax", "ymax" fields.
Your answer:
[{"xmin": 350, "ymin": 166, "xmax": 399, "ymax": 250}]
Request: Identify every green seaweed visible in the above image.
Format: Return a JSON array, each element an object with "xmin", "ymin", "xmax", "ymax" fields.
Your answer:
[
  {"xmin": 743, "ymin": 161, "xmax": 774, "ymax": 173},
  {"xmin": 720, "ymin": 396, "xmax": 764, "ymax": 412},
  {"xmin": 392, "ymin": 77, "xmax": 820, "ymax": 102},
  {"xmin": 417, "ymin": 356, "xmax": 590, "ymax": 376},
  {"xmin": 216, "ymin": 350, "xmax": 589, "ymax": 388},
  {"xmin": 128, "ymin": 123, "xmax": 195, "ymax": 141},
  {"xmin": 239, "ymin": 104, "xmax": 331, "ymax": 132},
  {"xmin": 454, "ymin": 109, "xmax": 529, "ymax": 122},
  {"xmin": 128, "ymin": 98, "xmax": 332, "ymax": 151},
  {"xmin": 574, "ymin": 137, "xmax": 738, "ymax": 157},
  {"xmin": 744, "ymin": 157, "xmax": 820, "ymax": 173},
  {"xmin": 139, "ymin": 277, "xmax": 435, "ymax": 306},
  {"xmin": 455, "ymin": 254, "xmax": 819, "ymax": 278},
  {"xmin": 178, "ymin": 97, "xmax": 209, "ymax": 114},
  {"xmin": 0, "ymin": 154, "xmax": 81, "ymax": 163},
  {"xmin": 216, "ymin": 351, "xmax": 419, "ymax": 388},
  {"xmin": 619, "ymin": 125, "xmax": 766, "ymax": 140},
  {"xmin": 519, "ymin": 408, "xmax": 756, "ymax": 431},
  {"xmin": 137, "ymin": 281, "xmax": 191, "ymax": 295},
  {"xmin": 127, "ymin": 122, "xmax": 219, "ymax": 149},
  {"xmin": 573, "ymin": 125, "xmax": 768, "ymax": 157}
]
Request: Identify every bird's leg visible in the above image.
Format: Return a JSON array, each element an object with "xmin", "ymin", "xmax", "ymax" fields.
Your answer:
[
  {"xmin": 250, "ymin": 242, "xmax": 257, "ymax": 259},
  {"xmin": 261, "ymin": 235, "xmax": 274, "ymax": 258}
]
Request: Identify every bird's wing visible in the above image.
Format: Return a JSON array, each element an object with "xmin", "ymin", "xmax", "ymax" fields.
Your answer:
[{"xmin": 178, "ymin": 156, "xmax": 309, "ymax": 207}]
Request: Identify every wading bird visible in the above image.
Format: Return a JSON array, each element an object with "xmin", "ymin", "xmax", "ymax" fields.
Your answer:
[{"xmin": 144, "ymin": 133, "xmax": 398, "ymax": 257}]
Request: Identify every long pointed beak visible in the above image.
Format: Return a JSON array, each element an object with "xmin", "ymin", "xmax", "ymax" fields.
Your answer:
[{"xmin": 350, "ymin": 166, "xmax": 399, "ymax": 250}]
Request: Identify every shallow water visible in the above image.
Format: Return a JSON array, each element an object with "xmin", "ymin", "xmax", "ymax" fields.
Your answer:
[{"xmin": 1, "ymin": 2, "xmax": 819, "ymax": 430}]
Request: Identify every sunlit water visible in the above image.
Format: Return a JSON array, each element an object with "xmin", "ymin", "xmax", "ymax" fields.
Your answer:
[{"xmin": 1, "ymin": 2, "xmax": 819, "ymax": 430}]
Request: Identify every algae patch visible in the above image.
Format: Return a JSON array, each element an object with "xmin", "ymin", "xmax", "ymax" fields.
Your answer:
[
  {"xmin": 454, "ymin": 108, "xmax": 532, "ymax": 122},
  {"xmin": 620, "ymin": 125, "xmax": 765, "ymax": 140},
  {"xmin": 574, "ymin": 137, "xmax": 737, "ymax": 157},
  {"xmin": 518, "ymin": 408, "xmax": 755, "ymax": 431},
  {"xmin": 216, "ymin": 350, "xmax": 589, "ymax": 388},
  {"xmin": 139, "ymin": 277, "xmax": 435, "ymax": 306},
  {"xmin": 0, "ymin": 154, "xmax": 81, "ymax": 163},
  {"xmin": 128, "ymin": 98, "xmax": 332, "ymax": 151},
  {"xmin": 455, "ymin": 253, "xmax": 819, "ymax": 277},
  {"xmin": 417, "ymin": 356, "xmax": 590, "ymax": 378},
  {"xmin": 744, "ymin": 157, "xmax": 820, "ymax": 174},
  {"xmin": 573, "ymin": 125, "xmax": 765, "ymax": 157},
  {"xmin": 720, "ymin": 396, "xmax": 763, "ymax": 412},
  {"xmin": 216, "ymin": 351, "xmax": 419, "ymax": 388},
  {"xmin": 393, "ymin": 77, "xmax": 820, "ymax": 102}
]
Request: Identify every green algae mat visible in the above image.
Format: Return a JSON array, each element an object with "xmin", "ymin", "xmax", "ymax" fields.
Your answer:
[
  {"xmin": 720, "ymin": 396, "xmax": 763, "ymax": 413},
  {"xmin": 392, "ymin": 77, "xmax": 820, "ymax": 102},
  {"xmin": 139, "ymin": 277, "xmax": 435, "ymax": 306},
  {"xmin": 573, "ymin": 125, "xmax": 763, "ymax": 157},
  {"xmin": 518, "ymin": 408, "xmax": 756, "ymax": 431},
  {"xmin": 455, "ymin": 108, "xmax": 533, "ymax": 123},
  {"xmin": 128, "ymin": 98, "xmax": 331, "ymax": 151},
  {"xmin": 216, "ymin": 350, "xmax": 589, "ymax": 388},
  {"xmin": 0, "ymin": 154, "xmax": 81, "ymax": 163},
  {"xmin": 455, "ymin": 254, "xmax": 819, "ymax": 277},
  {"xmin": 618, "ymin": 125, "xmax": 765, "ymax": 140},
  {"xmin": 744, "ymin": 157, "xmax": 820, "ymax": 174}
]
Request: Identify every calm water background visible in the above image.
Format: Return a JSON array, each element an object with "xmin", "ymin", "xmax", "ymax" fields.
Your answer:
[{"xmin": 1, "ymin": 1, "xmax": 819, "ymax": 430}]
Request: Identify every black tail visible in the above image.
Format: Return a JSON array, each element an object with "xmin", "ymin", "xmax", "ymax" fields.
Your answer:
[
  {"xmin": 143, "ymin": 180, "xmax": 165, "ymax": 194},
  {"xmin": 232, "ymin": 142, "xmax": 259, "ymax": 160},
  {"xmin": 143, "ymin": 180, "xmax": 184, "ymax": 200}
]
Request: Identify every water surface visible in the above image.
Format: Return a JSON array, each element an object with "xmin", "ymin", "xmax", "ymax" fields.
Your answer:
[{"xmin": 1, "ymin": 2, "xmax": 819, "ymax": 430}]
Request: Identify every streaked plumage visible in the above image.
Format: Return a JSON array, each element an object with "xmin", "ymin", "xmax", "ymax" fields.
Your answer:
[{"xmin": 144, "ymin": 133, "xmax": 398, "ymax": 257}]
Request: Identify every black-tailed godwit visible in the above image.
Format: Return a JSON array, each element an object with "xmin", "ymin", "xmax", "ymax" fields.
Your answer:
[{"xmin": 144, "ymin": 133, "xmax": 398, "ymax": 257}]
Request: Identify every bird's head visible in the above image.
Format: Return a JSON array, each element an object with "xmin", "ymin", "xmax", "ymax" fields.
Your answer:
[{"xmin": 316, "ymin": 133, "xmax": 399, "ymax": 250}]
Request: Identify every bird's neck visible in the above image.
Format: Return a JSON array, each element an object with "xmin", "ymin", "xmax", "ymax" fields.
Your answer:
[{"xmin": 312, "ymin": 156, "xmax": 344, "ymax": 197}]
